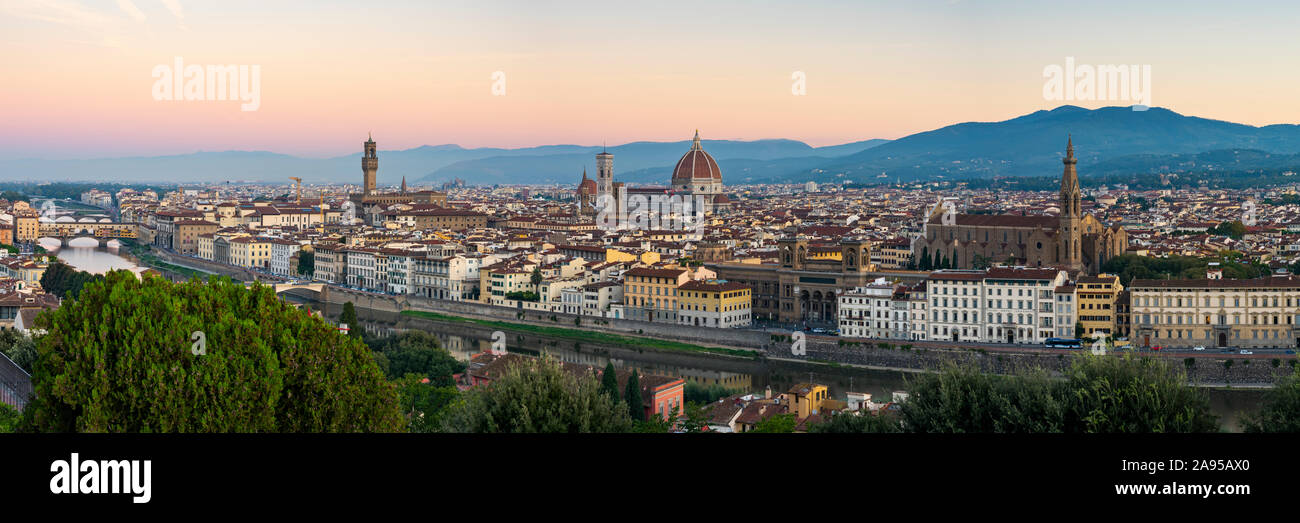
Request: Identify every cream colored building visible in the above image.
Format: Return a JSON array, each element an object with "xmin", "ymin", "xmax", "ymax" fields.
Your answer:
[{"xmin": 1130, "ymin": 275, "xmax": 1300, "ymax": 349}]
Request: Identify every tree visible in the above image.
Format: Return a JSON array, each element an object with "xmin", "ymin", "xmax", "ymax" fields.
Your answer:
[
  {"xmin": 678, "ymin": 402, "xmax": 711, "ymax": 433},
  {"xmin": 367, "ymin": 330, "xmax": 463, "ymax": 386},
  {"xmin": 296, "ymin": 250, "xmax": 315, "ymax": 277},
  {"xmin": 340, "ymin": 301, "xmax": 361, "ymax": 339},
  {"xmin": 394, "ymin": 374, "xmax": 460, "ymax": 433},
  {"xmin": 625, "ymin": 370, "xmax": 644, "ymax": 421},
  {"xmin": 441, "ymin": 355, "xmax": 632, "ymax": 433},
  {"xmin": 23, "ymin": 272, "xmax": 403, "ymax": 432},
  {"xmin": 0, "ymin": 403, "xmax": 18, "ymax": 433},
  {"xmin": 919, "ymin": 247, "xmax": 932, "ymax": 270},
  {"xmin": 1062, "ymin": 354, "xmax": 1218, "ymax": 433},
  {"xmin": 901, "ymin": 363, "xmax": 1065, "ymax": 433},
  {"xmin": 0, "ymin": 332, "xmax": 37, "ymax": 374},
  {"xmin": 39, "ymin": 262, "xmax": 102, "ymax": 299},
  {"xmin": 600, "ymin": 362, "xmax": 619, "ymax": 399},
  {"xmin": 1243, "ymin": 371, "xmax": 1300, "ymax": 432},
  {"xmin": 1074, "ymin": 321, "xmax": 1085, "ymax": 340},
  {"xmin": 530, "ymin": 266, "xmax": 543, "ymax": 290},
  {"xmin": 751, "ymin": 413, "xmax": 796, "ymax": 433}
]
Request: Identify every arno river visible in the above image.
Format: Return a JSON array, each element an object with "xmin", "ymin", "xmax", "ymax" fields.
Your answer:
[{"xmin": 286, "ymin": 296, "xmax": 1268, "ymax": 432}]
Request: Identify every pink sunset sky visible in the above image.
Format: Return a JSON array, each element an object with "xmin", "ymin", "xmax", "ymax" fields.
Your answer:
[{"xmin": 3, "ymin": 0, "xmax": 1299, "ymax": 159}]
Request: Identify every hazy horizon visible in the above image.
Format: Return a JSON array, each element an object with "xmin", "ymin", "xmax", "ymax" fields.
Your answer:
[{"xmin": 6, "ymin": 1, "xmax": 1300, "ymax": 160}]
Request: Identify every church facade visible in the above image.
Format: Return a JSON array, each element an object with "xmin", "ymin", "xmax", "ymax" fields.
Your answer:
[{"xmin": 912, "ymin": 139, "xmax": 1127, "ymax": 276}]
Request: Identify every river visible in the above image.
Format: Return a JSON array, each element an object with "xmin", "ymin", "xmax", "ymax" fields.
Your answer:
[
  {"xmin": 39, "ymin": 237, "xmax": 146, "ymax": 275},
  {"xmin": 295, "ymin": 298, "xmax": 1265, "ymax": 432}
]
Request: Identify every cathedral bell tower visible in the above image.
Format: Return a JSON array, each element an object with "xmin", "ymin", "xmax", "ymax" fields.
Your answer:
[{"xmin": 1060, "ymin": 136, "xmax": 1083, "ymax": 272}]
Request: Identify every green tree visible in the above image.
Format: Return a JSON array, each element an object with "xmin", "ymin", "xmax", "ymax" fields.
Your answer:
[
  {"xmin": 1062, "ymin": 354, "xmax": 1218, "ymax": 433},
  {"xmin": 0, "ymin": 332, "xmax": 37, "ymax": 374},
  {"xmin": 296, "ymin": 250, "xmax": 314, "ymax": 277},
  {"xmin": 599, "ymin": 362, "xmax": 619, "ymax": 399},
  {"xmin": 1074, "ymin": 321, "xmax": 1085, "ymax": 340},
  {"xmin": 919, "ymin": 247, "xmax": 932, "ymax": 270},
  {"xmin": 394, "ymin": 374, "xmax": 460, "ymax": 433},
  {"xmin": 678, "ymin": 402, "xmax": 711, "ymax": 433},
  {"xmin": 751, "ymin": 413, "xmax": 796, "ymax": 433},
  {"xmin": 23, "ymin": 271, "xmax": 403, "ymax": 432},
  {"xmin": 624, "ymin": 370, "xmax": 644, "ymax": 421},
  {"xmin": 1242, "ymin": 371, "xmax": 1300, "ymax": 432},
  {"xmin": 340, "ymin": 301, "xmax": 361, "ymax": 339},
  {"xmin": 901, "ymin": 363, "xmax": 1066, "ymax": 433},
  {"xmin": 367, "ymin": 330, "xmax": 463, "ymax": 386},
  {"xmin": 442, "ymin": 355, "xmax": 632, "ymax": 433},
  {"xmin": 0, "ymin": 403, "xmax": 19, "ymax": 433},
  {"xmin": 530, "ymin": 266, "xmax": 543, "ymax": 290}
]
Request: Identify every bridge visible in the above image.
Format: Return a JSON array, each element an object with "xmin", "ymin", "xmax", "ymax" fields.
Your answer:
[{"xmin": 38, "ymin": 222, "xmax": 137, "ymax": 247}]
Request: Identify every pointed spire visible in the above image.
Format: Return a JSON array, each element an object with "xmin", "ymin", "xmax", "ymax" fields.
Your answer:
[
  {"xmin": 581, "ymin": 166, "xmax": 588, "ymax": 180},
  {"xmin": 1066, "ymin": 134, "xmax": 1074, "ymax": 159},
  {"xmin": 368, "ymin": 131, "xmax": 373, "ymax": 142},
  {"xmin": 691, "ymin": 129, "xmax": 702, "ymax": 150}
]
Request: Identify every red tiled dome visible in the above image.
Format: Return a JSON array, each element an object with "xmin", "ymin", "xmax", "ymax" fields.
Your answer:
[{"xmin": 671, "ymin": 131, "xmax": 722, "ymax": 184}]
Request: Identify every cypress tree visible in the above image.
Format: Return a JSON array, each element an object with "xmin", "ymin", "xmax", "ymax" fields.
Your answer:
[
  {"xmin": 624, "ymin": 370, "xmax": 643, "ymax": 421},
  {"xmin": 341, "ymin": 301, "xmax": 361, "ymax": 339},
  {"xmin": 600, "ymin": 362, "xmax": 619, "ymax": 399}
]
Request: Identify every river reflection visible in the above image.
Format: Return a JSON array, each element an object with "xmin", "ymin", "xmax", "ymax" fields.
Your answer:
[
  {"xmin": 338, "ymin": 301, "xmax": 1265, "ymax": 432},
  {"xmin": 39, "ymin": 237, "xmax": 144, "ymax": 275}
]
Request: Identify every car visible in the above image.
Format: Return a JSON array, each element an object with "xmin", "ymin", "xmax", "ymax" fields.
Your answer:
[
  {"xmin": 1287, "ymin": 350, "xmax": 1296, "ymax": 355},
  {"xmin": 1240, "ymin": 349, "xmax": 1253, "ymax": 355},
  {"xmin": 1192, "ymin": 345, "xmax": 1206, "ymax": 351},
  {"xmin": 1151, "ymin": 345, "xmax": 1163, "ymax": 351}
]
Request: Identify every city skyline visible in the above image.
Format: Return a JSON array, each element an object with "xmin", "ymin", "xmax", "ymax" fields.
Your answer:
[{"xmin": 5, "ymin": 1, "xmax": 1300, "ymax": 159}]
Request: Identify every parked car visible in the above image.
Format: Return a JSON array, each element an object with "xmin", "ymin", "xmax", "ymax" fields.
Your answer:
[
  {"xmin": 1192, "ymin": 345, "xmax": 1206, "ymax": 351},
  {"xmin": 1151, "ymin": 345, "xmax": 1163, "ymax": 351},
  {"xmin": 1240, "ymin": 349, "xmax": 1253, "ymax": 355}
]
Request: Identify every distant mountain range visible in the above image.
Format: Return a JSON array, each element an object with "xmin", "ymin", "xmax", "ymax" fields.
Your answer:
[{"xmin": 7, "ymin": 106, "xmax": 1300, "ymax": 186}]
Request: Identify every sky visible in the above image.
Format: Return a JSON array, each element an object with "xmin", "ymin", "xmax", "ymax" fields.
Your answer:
[{"xmin": 3, "ymin": 0, "xmax": 1300, "ymax": 159}]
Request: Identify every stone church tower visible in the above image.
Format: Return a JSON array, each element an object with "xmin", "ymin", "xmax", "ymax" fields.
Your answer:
[
  {"xmin": 362, "ymin": 133, "xmax": 378, "ymax": 195},
  {"xmin": 1059, "ymin": 136, "xmax": 1083, "ymax": 272}
]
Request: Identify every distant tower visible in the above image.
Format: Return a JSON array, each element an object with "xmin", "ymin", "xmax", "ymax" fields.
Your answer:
[
  {"xmin": 596, "ymin": 146, "xmax": 614, "ymax": 201},
  {"xmin": 362, "ymin": 133, "xmax": 378, "ymax": 195},
  {"xmin": 1060, "ymin": 136, "xmax": 1083, "ymax": 272},
  {"xmin": 401, "ymin": 175, "xmax": 407, "ymax": 193}
]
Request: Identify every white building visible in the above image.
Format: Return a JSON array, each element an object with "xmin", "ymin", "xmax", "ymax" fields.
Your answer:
[
  {"xmin": 928, "ymin": 267, "xmax": 1068, "ymax": 345},
  {"xmin": 838, "ymin": 278, "xmax": 897, "ymax": 339}
]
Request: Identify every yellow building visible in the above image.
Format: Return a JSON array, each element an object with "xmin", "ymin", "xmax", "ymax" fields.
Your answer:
[
  {"xmin": 782, "ymin": 383, "xmax": 829, "ymax": 419},
  {"xmin": 229, "ymin": 236, "xmax": 272, "ymax": 269},
  {"xmin": 622, "ymin": 267, "xmax": 690, "ymax": 322},
  {"xmin": 677, "ymin": 279, "xmax": 752, "ymax": 328},
  {"xmin": 1076, "ymin": 273, "xmax": 1122, "ymax": 338},
  {"xmin": 14, "ymin": 213, "xmax": 39, "ymax": 242}
]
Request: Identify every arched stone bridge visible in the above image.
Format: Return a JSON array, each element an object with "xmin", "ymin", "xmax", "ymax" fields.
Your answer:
[{"xmin": 39, "ymin": 222, "xmax": 137, "ymax": 247}]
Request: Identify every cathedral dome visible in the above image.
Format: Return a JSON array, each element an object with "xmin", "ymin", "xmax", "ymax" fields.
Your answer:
[{"xmin": 671, "ymin": 130, "xmax": 722, "ymax": 185}]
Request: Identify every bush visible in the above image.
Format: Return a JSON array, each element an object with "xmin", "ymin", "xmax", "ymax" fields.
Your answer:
[
  {"xmin": 1243, "ymin": 371, "xmax": 1300, "ymax": 432},
  {"xmin": 442, "ymin": 355, "xmax": 632, "ymax": 433},
  {"xmin": 24, "ymin": 272, "xmax": 403, "ymax": 432}
]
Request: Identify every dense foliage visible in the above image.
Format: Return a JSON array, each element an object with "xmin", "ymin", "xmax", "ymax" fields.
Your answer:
[
  {"xmin": 684, "ymin": 381, "xmax": 738, "ymax": 405},
  {"xmin": 340, "ymin": 301, "xmax": 361, "ymax": 339},
  {"xmin": 1242, "ymin": 371, "xmax": 1300, "ymax": 433},
  {"xmin": 23, "ymin": 271, "xmax": 403, "ymax": 432},
  {"xmin": 39, "ymin": 262, "xmax": 103, "ymax": 299},
  {"xmin": 366, "ymin": 330, "xmax": 463, "ymax": 386},
  {"xmin": 296, "ymin": 250, "xmax": 314, "ymax": 277},
  {"xmin": 823, "ymin": 356, "xmax": 1219, "ymax": 433},
  {"xmin": 0, "ymin": 329, "xmax": 37, "ymax": 373},
  {"xmin": 1101, "ymin": 253, "xmax": 1267, "ymax": 287},
  {"xmin": 442, "ymin": 355, "xmax": 633, "ymax": 433}
]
